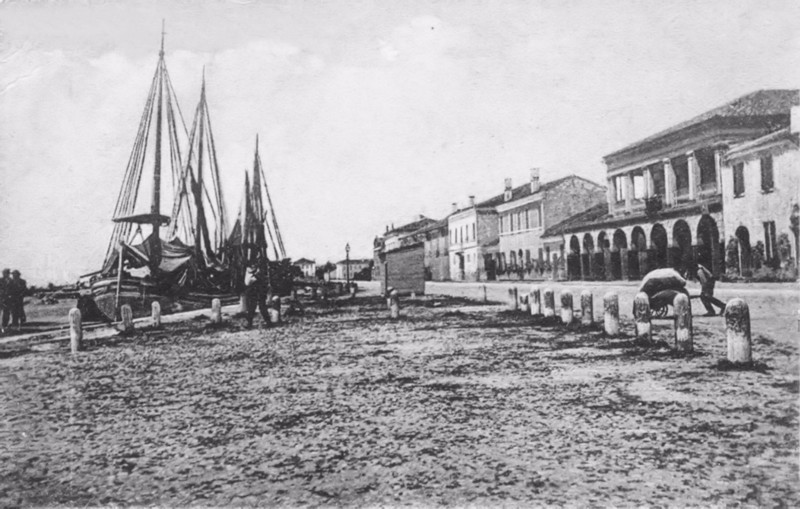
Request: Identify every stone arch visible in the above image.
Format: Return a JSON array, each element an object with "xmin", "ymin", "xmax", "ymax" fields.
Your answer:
[
  {"xmin": 567, "ymin": 235, "xmax": 581, "ymax": 280},
  {"xmin": 612, "ymin": 229, "xmax": 628, "ymax": 251},
  {"xmin": 735, "ymin": 225, "xmax": 752, "ymax": 274},
  {"xmin": 569, "ymin": 235, "xmax": 580, "ymax": 254},
  {"xmin": 631, "ymin": 226, "xmax": 647, "ymax": 251},
  {"xmin": 672, "ymin": 220, "xmax": 693, "ymax": 274},
  {"xmin": 696, "ymin": 214, "xmax": 721, "ymax": 275},
  {"xmin": 650, "ymin": 223, "xmax": 668, "ymax": 269},
  {"xmin": 582, "ymin": 233, "xmax": 595, "ymax": 253},
  {"xmin": 597, "ymin": 231, "xmax": 610, "ymax": 250}
]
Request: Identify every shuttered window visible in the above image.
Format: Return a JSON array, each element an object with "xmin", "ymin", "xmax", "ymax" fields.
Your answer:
[
  {"xmin": 733, "ymin": 162, "xmax": 745, "ymax": 197},
  {"xmin": 760, "ymin": 156, "xmax": 774, "ymax": 192}
]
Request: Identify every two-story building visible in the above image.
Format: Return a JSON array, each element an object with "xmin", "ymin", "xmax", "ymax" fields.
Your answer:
[
  {"xmin": 292, "ymin": 258, "xmax": 316, "ymax": 279},
  {"xmin": 333, "ymin": 258, "xmax": 372, "ymax": 281},
  {"xmin": 721, "ymin": 104, "xmax": 800, "ymax": 275},
  {"xmin": 448, "ymin": 195, "xmax": 503, "ymax": 281},
  {"xmin": 410, "ymin": 218, "xmax": 450, "ymax": 281},
  {"xmin": 495, "ymin": 169, "xmax": 606, "ymax": 279},
  {"xmin": 542, "ymin": 89, "xmax": 799, "ymax": 281}
]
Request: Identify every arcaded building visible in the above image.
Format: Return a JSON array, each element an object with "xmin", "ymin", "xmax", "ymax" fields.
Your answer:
[{"xmin": 543, "ymin": 89, "xmax": 799, "ymax": 280}]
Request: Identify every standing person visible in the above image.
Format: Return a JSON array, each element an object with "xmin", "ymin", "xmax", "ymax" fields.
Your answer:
[
  {"xmin": 696, "ymin": 263, "xmax": 726, "ymax": 316},
  {"xmin": 244, "ymin": 260, "xmax": 271, "ymax": 329},
  {"xmin": 8, "ymin": 270, "xmax": 27, "ymax": 329},
  {"xmin": 0, "ymin": 268, "xmax": 10, "ymax": 332}
]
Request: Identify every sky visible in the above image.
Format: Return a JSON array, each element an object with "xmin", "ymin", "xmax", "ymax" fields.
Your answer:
[{"xmin": 1, "ymin": 0, "xmax": 799, "ymax": 285}]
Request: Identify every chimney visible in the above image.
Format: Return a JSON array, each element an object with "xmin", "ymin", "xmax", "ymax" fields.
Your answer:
[
  {"xmin": 503, "ymin": 178, "xmax": 513, "ymax": 202},
  {"xmin": 468, "ymin": 195, "xmax": 475, "ymax": 207},
  {"xmin": 451, "ymin": 202, "xmax": 458, "ymax": 214},
  {"xmin": 385, "ymin": 225, "xmax": 389, "ymax": 233},
  {"xmin": 530, "ymin": 167, "xmax": 541, "ymax": 193},
  {"xmin": 792, "ymin": 104, "xmax": 800, "ymax": 135}
]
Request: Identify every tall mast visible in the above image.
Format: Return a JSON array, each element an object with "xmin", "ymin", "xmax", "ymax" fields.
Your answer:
[
  {"xmin": 150, "ymin": 20, "xmax": 166, "ymax": 271},
  {"xmin": 194, "ymin": 69, "xmax": 207, "ymax": 254}
]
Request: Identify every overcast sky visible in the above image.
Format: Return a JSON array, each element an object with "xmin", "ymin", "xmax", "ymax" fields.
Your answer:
[{"xmin": 1, "ymin": 0, "xmax": 799, "ymax": 285}]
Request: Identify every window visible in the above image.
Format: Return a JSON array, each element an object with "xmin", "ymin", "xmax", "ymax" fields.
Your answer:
[
  {"xmin": 472, "ymin": 223, "xmax": 476, "ymax": 240},
  {"xmin": 525, "ymin": 250, "xmax": 531, "ymax": 266},
  {"xmin": 651, "ymin": 163, "xmax": 666, "ymax": 196},
  {"xmin": 696, "ymin": 148, "xmax": 717, "ymax": 189},
  {"xmin": 614, "ymin": 175, "xmax": 625, "ymax": 202},
  {"xmin": 632, "ymin": 172, "xmax": 645, "ymax": 200},
  {"xmin": 672, "ymin": 155, "xmax": 690, "ymax": 196},
  {"xmin": 523, "ymin": 210, "xmax": 530, "ymax": 229},
  {"xmin": 760, "ymin": 155, "xmax": 774, "ymax": 192},
  {"xmin": 764, "ymin": 221, "xmax": 777, "ymax": 262},
  {"xmin": 733, "ymin": 162, "xmax": 745, "ymax": 197}
]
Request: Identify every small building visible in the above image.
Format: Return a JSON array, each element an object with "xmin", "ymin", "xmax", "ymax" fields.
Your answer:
[
  {"xmin": 373, "ymin": 215, "xmax": 439, "ymax": 292},
  {"xmin": 495, "ymin": 169, "xmax": 606, "ymax": 280},
  {"xmin": 721, "ymin": 111, "xmax": 800, "ymax": 275},
  {"xmin": 292, "ymin": 258, "xmax": 316, "ymax": 278},
  {"xmin": 447, "ymin": 194, "xmax": 503, "ymax": 281},
  {"xmin": 333, "ymin": 258, "xmax": 371, "ymax": 281},
  {"xmin": 410, "ymin": 218, "xmax": 450, "ymax": 281},
  {"xmin": 542, "ymin": 89, "xmax": 799, "ymax": 281}
]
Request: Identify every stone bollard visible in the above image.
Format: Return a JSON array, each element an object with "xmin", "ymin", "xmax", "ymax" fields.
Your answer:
[
  {"xmin": 481, "ymin": 285, "xmax": 487, "ymax": 303},
  {"xmin": 151, "ymin": 301, "xmax": 161, "ymax": 328},
  {"xmin": 349, "ymin": 285, "xmax": 356, "ymax": 298},
  {"xmin": 389, "ymin": 290, "xmax": 400, "ymax": 319},
  {"xmin": 411, "ymin": 292, "xmax": 417, "ymax": 299},
  {"xmin": 507, "ymin": 287, "xmax": 518, "ymax": 311},
  {"xmin": 529, "ymin": 286, "xmax": 541, "ymax": 316},
  {"xmin": 673, "ymin": 293, "xmax": 693, "ymax": 352},
  {"xmin": 291, "ymin": 288, "xmax": 298, "ymax": 300},
  {"xmin": 603, "ymin": 292, "xmax": 620, "ymax": 337},
  {"xmin": 210, "ymin": 298, "xmax": 222, "ymax": 324},
  {"xmin": 543, "ymin": 288, "xmax": 555, "ymax": 318},
  {"xmin": 580, "ymin": 290, "xmax": 593, "ymax": 326},
  {"xmin": 239, "ymin": 293, "xmax": 248, "ymax": 313},
  {"xmin": 633, "ymin": 292, "xmax": 651, "ymax": 342},
  {"xmin": 560, "ymin": 291, "xmax": 574, "ymax": 325},
  {"xmin": 725, "ymin": 298, "xmax": 751, "ymax": 363},
  {"xmin": 69, "ymin": 308, "xmax": 82, "ymax": 354},
  {"xmin": 269, "ymin": 296, "xmax": 282, "ymax": 324},
  {"xmin": 120, "ymin": 304, "xmax": 134, "ymax": 333}
]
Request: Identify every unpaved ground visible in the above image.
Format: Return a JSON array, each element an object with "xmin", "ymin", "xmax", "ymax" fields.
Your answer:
[{"xmin": 1, "ymin": 295, "xmax": 798, "ymax": 507}]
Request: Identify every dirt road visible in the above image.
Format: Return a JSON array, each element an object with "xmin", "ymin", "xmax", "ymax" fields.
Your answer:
[{"xmin": 1, "ymin": 294, "xmax": 797, "ymax": 506}]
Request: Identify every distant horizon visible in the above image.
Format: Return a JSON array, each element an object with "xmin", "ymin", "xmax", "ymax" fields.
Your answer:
[{"xmin": 2, "ymin": 0, "xmax": 799, "ymax": 285}]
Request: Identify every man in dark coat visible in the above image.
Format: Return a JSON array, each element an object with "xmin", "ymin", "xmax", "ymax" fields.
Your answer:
[
  {"xmin": 244, "ymin": 261, "xmax": 271, "ymax": 328},
  {"xmin": 7, "ymin": 270, "xmax": 27, "ymax": 328},
  {"xmin": 696, "ymin": 263, "xmax": 726, "ymax": 316},
  {"xmin": 0, "ymin": 268, "xmax": 10, "ymax": 332}
]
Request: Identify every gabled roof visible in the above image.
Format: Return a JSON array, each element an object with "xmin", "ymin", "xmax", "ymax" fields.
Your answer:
[
  {"xmin": 452, "ymin": 174, "xmax": 604, "ymax": 215},
  {"xmin": 542, "ymin": 202, "xmax": 610, "ymax": 238},
  {"xmin": 293, "ymin": 257, "xmax": 315, "ymax": 265},
  {"xmin": 605, "ymin": 89, "xmax": 799, "ymax": 160},
  {"xmin": 386, "ymin": 216, "xmax": 438, "ymax": 236},
  {"xmin": 410, "ymin": 217, "xmax": 448, "ymax": 234}
]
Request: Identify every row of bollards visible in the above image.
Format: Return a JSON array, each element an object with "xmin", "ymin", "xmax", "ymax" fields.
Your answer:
[{"xmin": 501, "ymin": 285, "xmax": 753, "ymax": 363}]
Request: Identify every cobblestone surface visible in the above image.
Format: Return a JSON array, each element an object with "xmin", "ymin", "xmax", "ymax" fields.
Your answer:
[{"xmin": 1, "ymin": 295, "xmax": 798, "ymax": 506}]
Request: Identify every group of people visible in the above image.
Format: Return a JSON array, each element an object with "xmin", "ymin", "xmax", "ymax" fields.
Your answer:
[{"xmin": 1, "ymin": 268, "xmax": 27, "ymax": 332}]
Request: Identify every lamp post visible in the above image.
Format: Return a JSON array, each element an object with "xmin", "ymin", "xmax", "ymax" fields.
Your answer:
[{"xmin": 345, "ymin": 242, "xmax": 351, "ymax": 288}]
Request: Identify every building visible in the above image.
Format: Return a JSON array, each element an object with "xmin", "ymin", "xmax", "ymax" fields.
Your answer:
[
  {"xmin": 292, "ymin": 258, "xmax": 316, "ymax": 278},
  {"xmin": 373, "ymin": 215, "xmax": 439, "ymax": 291},
  {"xmin": 333, "ymin": 258, "xmax": 371, "ymax": 281},
  {"xmin": 447, "ymin": 194, "xmax": 503, "ymax": 281},
  {"xmin": 542, "ymin": 89, "xmax": 799, "ymax": 281},
  {"xmin": 410, "ymin": 218, "xmax": 450, "ymax": 281},
  {"xmin": 495, "ymin": 169, "xmax": 606, "ymax": 280},
  {"xmin": 721, "ymin": 108, "xmax": 800, "ymax": 275}
]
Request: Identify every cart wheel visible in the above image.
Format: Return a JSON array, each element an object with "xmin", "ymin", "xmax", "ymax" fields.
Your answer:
[{"xmin": 653, "ymin": 305, "xmax": 669, "ymax": 318}]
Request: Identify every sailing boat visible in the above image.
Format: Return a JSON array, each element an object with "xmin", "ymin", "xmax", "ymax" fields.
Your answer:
[
  {"xmin": 228, "ymin": 138, "xmax": 294, "ymax": 297},
  {"xmin": 81, "ymin": 30, "xmax": 236, "ymax": 321}
]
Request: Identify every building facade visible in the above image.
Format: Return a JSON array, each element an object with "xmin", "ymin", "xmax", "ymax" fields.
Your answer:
[
  {"xmin": 495, "ymin": 170, "xmax": 606, "ymax": 280},
  {"xmin": 447, "ymin": 195, "xmax": 501, "ymax": 281},
  {"xmin": 292, "ymin": 258, "xmax": 316, "ymax": 278},
  {"xmin": 543, "ymin": 89, "xmax": 799, "ymax": 281},
  {"xmin": 333, "ymin": 259, "xmax": 371, "ymax": 281},
  {"xmin": 411, "ymin": 218, "xmax": 450, "ymax": 281},
  {"xmin": 721, "ymin": 118, "xmax": 800, "ymax": 275}
]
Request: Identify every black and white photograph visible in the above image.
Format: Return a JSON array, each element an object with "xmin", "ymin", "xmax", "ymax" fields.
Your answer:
[{"xmin": 1, "ymin": 0, "xmax": 798, "ymax": 506}]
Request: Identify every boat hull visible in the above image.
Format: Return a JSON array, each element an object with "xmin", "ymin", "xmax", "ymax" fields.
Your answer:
[{"xmin": 86, "ymin": 276, "xmax": 237, "ymax": 322}]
